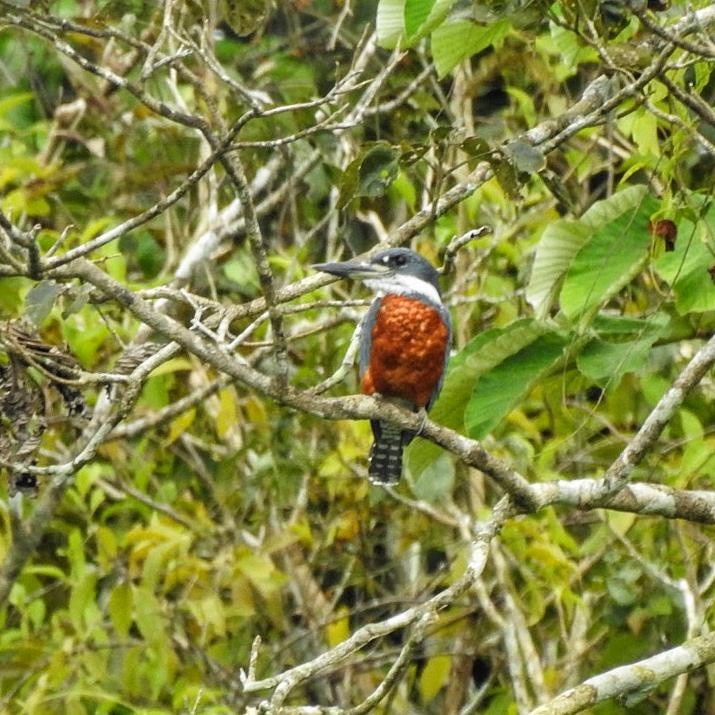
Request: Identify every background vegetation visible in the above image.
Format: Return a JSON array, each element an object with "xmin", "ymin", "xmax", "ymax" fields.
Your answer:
[{"xmin": 0, "ymin": 0, "xmax": 714, "ymax": 712}]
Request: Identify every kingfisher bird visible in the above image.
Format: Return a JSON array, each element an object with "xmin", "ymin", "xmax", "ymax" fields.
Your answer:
[{"xmin": 315, "ymin": 248, "xmax": 452, "ymax": 484}]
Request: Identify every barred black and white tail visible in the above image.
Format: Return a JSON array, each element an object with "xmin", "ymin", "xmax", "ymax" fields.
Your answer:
[{"xmin": 368, "ymin": 420, "xmax": 413, "ymax": 485}]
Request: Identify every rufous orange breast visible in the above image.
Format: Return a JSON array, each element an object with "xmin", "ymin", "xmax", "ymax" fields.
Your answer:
[{"xmin": 361, "ymin": 294, "xmax": 449, "ymax": 408}]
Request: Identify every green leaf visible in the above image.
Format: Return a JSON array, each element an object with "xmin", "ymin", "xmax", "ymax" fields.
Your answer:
[
  {"xmin": 120, "ymin": 231, "xmax": 166, "ymax": 279},
  {"xmin": 378, "ymin": 0, "xmax": 454, "ymax": 47},
  {"xmin": 95, "ymin": 238, "xmax": 127, "ymax": 283},
  {"xmin": 141, "ymin": 540, "xmax": 179, "ymax": 592},
  {"xmin": 577, "ymin": 312, "xmax": 669, "ymax": 384},
  {"xmin": 325, "ymin": 606, "xmax": 350, "ymax": 647},
  {"xmin": 547, "ymin": 23, "xmax": 599, "ymax": 73},
  {"xmin": 357, "ymin": 143, "xmax": 400, "ymax": 198},
  {"xmin": 492, "ymin": 155, "xmax": 521, "ymax": 198},
  {"xmin": 404, "ymin": 0, "xmax": 434, "ymax": 38},
  {"xmin": 69, "ymin": 571, "xmax": 98, "ymax": 633},
  {"xmin": 0, "ymin": 277, "xmax": 30, "ymax": 315},
  {"xmin": 25, "ymin": 280, "xmax": 62, "ymax": 325},
  {"xmin": 224, "ymin": 251, "xmax": 261, "ymax": 296},
  {"xmin": 432, "ymin": 18, "xmax": 510, "ymax": 78},
  {"xmin": 465, "ymin": 331, "xmax": 570, "ymax": 438},
  {"xmin": 389, "ymin": 171, "xmax": 417, "ymax": 209},
  {"xmin": 78, "ymin": 216, "xmax": 114, "ymax": 243},
  {"xmin": 507, "ymin": 87, "xmax": 537, "ymax": 126},
  {"xmin": 338, "ymin": 142, "xmax": 400, "ymax": 208},
  {"xmin": 133, "ymin": 585, "xmax": 166, "ymax": 647},
  {"xmin": 377, "ymin": 0, "xmax": 406, "ymax": 48},
  {"xmin": 579, "ymin": 184, "xmax": 649, "ymax": 230},
  {"xmin": 62, "ymin": 284, "xmax": 93, "ymax": 318},
  {"xmin": 526, "ymin": 220, "xmax": 591, "ymax": 318},
  {"xmin": 504, "ymin": 140, "xmax": 545, "ymax": 173},
  {"xmin": 591, "ymin": 313, "xmax": 667, "ymax": 336},
  {"xmin": 67, "ymin": 528, "xmax": 86, "ymax": 578},
  {"xmin": 654, "ymin": 215, "xmax": 715, "ymax": 314},
  {"xmin": 405, "ymin": 0, "xmax": 455, "ymax": 43},
  {"xmin": 618, "ymin": 107, "xmax": 659, "ymax": 157},
  {"xmin": 410, "ymin": 451, "xmax": 454, "ymax": 502},
  {"xmin": 109, "ymin": 582, "xmax": 133, "ymax": 638},
  {"xmin": 432, "ymin": 320, "xmax": 549, "ymax": 429},
  {"xmin": 0, "ymin": 92, "xmax": 34, "ymax": 117},
  {"xmin": 2, "ymin": 187, "xmax": 50, "ymax": 217},
  {"xmin": 461, "ymin": 137, "xmax": 491, "ymax": 156},
  {"xmin": 560, "ymin": 188, "xmax": 659, "ymax": 323},
  {"xmin": 236, "ymin": 550, "xmax": 284, "ymax": 598},
  {"xmin": 578, "ymin": 338, "xmax": 651, "ymax": 385},
  {"xmin": 62, "ymin": 307, "xmax": 111, "ymax": 366},
  {"xmin": 419, "ymin": 654, "xmax": 451, "ymax": 703},
  {"xmin": 607, "ymin": 577, "xmax": 637, "ymax": 606},
  {"xmin": 166, "ymin": 407, "xmax": 196, "ymax": 446}
]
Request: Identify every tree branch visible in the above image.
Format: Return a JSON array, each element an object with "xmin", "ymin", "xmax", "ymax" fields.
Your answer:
[
  {"xmin": 530, "ymin": 630, "xmax": 715, "ymax": 715},
  {"xmin": 242, "ymin": 497, "xmax": 515, "ymax": 707}
]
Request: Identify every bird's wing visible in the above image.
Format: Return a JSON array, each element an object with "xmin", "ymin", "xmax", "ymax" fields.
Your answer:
[{"xmin": 358, "ymin": 296, "xmax": 383, "ymax": 379}]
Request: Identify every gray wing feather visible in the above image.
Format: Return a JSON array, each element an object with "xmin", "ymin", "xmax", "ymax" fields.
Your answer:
[{"xmin": 358, "ymin": 297, "xmax": 383, "ymax": 378}]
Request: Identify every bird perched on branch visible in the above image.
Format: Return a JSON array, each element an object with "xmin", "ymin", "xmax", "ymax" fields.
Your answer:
[{"xmin": 314, "ymin": 248, "xmax": 451, "ymax": 484}]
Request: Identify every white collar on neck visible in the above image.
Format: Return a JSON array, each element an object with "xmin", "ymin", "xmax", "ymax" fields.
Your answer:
[{"xmin": 364, "ymin": 273, "xmax": 441, "ymax": 305}]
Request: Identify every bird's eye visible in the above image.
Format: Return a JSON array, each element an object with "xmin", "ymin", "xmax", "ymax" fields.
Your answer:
[{"xmin": 394, "ymin": 254, "xmax": 407, "ymax": 267}]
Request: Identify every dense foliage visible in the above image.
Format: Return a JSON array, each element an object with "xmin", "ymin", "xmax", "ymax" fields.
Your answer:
[{"xmin": 0, "ymin": 0, "xmax": 714, "ymax": 712}]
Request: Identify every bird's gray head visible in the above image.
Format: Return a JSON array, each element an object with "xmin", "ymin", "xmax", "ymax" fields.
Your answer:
[{"xmin": 313, "ymin": 248, "xmax": 442, "ymax": 302}]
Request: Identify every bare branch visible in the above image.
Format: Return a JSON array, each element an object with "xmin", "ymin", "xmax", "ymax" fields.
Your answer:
[
  {"xmin": 0, "ymin": 342, "xmax": 177, "ymax": 604},
  {"xmin": 596, "ymin": 333, "xmax": 715, "ymax": 499},
  {"xmin": 530, "ymin": 631, "xmax": 715, "ymax": 715},
  {"xmin": 44, "ymin": 114, "xmax": 254, "ymax": 269},
  {"xmin": 242, "ymin": 497, "xmax": 515, "ymax": 706}
]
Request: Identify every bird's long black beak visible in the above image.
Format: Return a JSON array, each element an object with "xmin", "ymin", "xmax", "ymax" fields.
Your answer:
[{"xmin": 312, "ymin": 258, "xmax": 390, "ymax": 280}]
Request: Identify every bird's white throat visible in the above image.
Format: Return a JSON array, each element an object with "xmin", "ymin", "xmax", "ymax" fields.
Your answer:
[{"xmin": 364, "ymin": 274, "xmax": 442, "ymax": 305}]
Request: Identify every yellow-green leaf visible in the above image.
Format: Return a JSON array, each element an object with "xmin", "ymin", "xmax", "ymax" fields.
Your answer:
[
  {"xmin": 325, "ymin": 606, "xmax": 350, "ymax": 647},
  {"xmin": 215, "ymin": 387, "xmax": 238, "ymax": 439},
  {"xmin": 166, "ymin": 408, "xmax": 195, "ymax": 445},
  {"xmin": 419, "ymin": 654, "xmax": 451, "ymax": 703},
  {"xmin": 109, "ymin": 582, "xmax": 133, "ymax": 638}
]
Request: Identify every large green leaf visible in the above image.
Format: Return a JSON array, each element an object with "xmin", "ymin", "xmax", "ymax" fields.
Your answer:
[
  {"xmin": 378, "ymin": 0, "xmax": 457, "ymax": 48},
  {"xmin": 405, "ymin": 0, "xmax": 455, "ymax": 42},
  {"xmin": 465, "ymin": 331, "xmax": 570, "ymax": 438},
  {"xmin": 377, "ymin": 0, "xmax": 406, "ymax": 48},
  {"xmin": 577, "ymin": 312, "xmax": 669, "ymax": 385},
  {"xmin": 408, "ymin": 319, "xmax": 550, "ymax": 475},
  {"xmin": 431, "ymin": 319, "xmax": 549, "ymax": 427},
  {"xmin": 577, "ymin": 339, "xmax": 650, "ymax": 385},
  {"xmin": 591, "ymin": 313, "xmax": 667, "ymax": 336},
  {"xmin": 560, "ymin": 188, "xmax": 659, "ymax": 323},
  {"xmin": 404, "ymin": 0, "xmax": 432, "ymax": 37},
  {"xmin": 432, "ymin": 18, "xmax": 510, "ymax": 78},
  {"xmin": 579, "ymin": 184, "xmax": 650, "ymax": 230},
  {"xmin": 526, "ymin": 219, "xmax": 590, "ymax": 319},
  {"xmin": 528, "ymin": 183, "xmax": 657, "ymax": 321}
]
